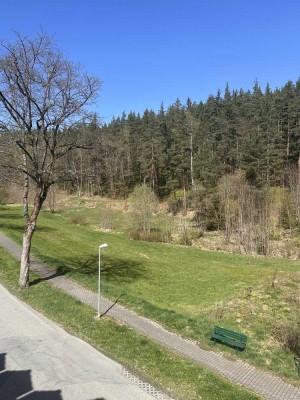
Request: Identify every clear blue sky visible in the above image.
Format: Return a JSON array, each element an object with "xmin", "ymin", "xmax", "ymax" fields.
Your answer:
[{"xmin": 1, "ymin": 1, "xmax": 300, "ymax": 122}]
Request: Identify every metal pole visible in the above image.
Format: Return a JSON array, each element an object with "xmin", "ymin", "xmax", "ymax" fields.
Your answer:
[
  {"xmin": 98, "ymin": 246, "xmax": 101, "ymax": 318},
  {"xmin": 97, "ymin": 243, "xmax": 108, "ymax": 319}
]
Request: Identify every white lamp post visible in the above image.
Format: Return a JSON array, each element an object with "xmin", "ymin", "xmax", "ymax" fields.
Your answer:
[{"xmin": 98, "ymin": 243, "xmax": 108, "ymax": 318}]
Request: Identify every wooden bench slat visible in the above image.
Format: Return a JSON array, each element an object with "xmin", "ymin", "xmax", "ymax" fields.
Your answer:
[
  {"xmin": 214, "ymin": 326, "xmax": 247, "ymax": 341},
  {"xmin": 211, "ymin": 326, "xmax": 247, "ymax": 351},
  {"xmin": 211, "ymin": 334, "xmax": 246, "ymax": 349}
]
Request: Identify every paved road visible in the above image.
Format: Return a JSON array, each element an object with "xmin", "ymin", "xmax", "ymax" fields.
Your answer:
[{"xmin": 0, "ymin": 283, "xmax": 158, "ymax": 400}]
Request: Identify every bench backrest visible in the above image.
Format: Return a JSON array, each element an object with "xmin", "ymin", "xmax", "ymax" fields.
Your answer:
[{"xmin": 214, "ymin": 326, "xmax": 247, "ymax": 343}]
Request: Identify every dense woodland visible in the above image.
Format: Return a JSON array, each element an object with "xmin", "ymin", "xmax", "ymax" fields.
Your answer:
[
  {"xmin": 67, "ymin": 79, "xmax": 300, "ymax": 198},
  {"xmin": 2, "ymin": 78, "xmax": 300, "ymax": 257},
  {"xmin": 59, "ymin": 78, "xmax": 300, "ymax": 257}
]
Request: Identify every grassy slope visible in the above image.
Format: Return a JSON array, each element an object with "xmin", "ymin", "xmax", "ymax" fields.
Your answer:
[
  {"xmin": 1, "ymin": 204, "xmax": 300, "ymax": 381},
  {"xmin": 0, "ymin": 246, "xmax": 260, "ymax": 400}
]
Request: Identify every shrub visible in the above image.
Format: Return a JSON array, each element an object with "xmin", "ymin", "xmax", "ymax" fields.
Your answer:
[
  {"xmin": 168, "ymin": 197, "xmax": 183, "ymax": 215},
  {"xmin": 70, "ymin": 215, "xmax": 87, "ymax": 226},
  {"xmin": 128, "ymin": 230, "xmax": 141, "ymax": 241},
  {"xmin": 197, "ymin": 229, "xmax": 205, "ymax": 238},
  {"xmin": 178, "ymin": 232, "xmax": 192, "ymax": 246},
  {"xmin": 99, "ymin": 208, "xmax": 114, "ymax": 230},
  {"xmin": 188, "ymin": 230, "xmax": 201, "ymax": 240},
  {"xmin": 140, "ymin": 230, "xmax": 164, "ymax": 242},
  {"xmin": 128, "ymin": 184, "xmax": 158, "ymax": 232},
  {"xmin": 273, "ymin": 317, "xmax": 300, "ymax": 355},
  {"xmin": 128, "ymin": 229, "xmax": 167, "ymax": 243}
]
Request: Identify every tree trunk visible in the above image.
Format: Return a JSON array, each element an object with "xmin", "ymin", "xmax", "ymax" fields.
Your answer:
[
  {"xmin": 19, "ymin": 185, "xmax": 48, "ymax": 288},
  {"xmin": 22, "ymin": 154, "xmax": 29, "ymax": 221},
  {"xmin": 23, "ymin": 174, "xmax": 29, "ymax": 221},
  {"xmin": 190, "ymin": 126, "xmax": 195, "ymax": 189},
  {"xmin": 183, "ymin": 186, "xmax": 187, "ymax": 216}
]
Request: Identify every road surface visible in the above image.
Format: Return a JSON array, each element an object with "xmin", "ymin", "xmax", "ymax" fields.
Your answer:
[{"xmin": 0, "ymin": 282, "xmax": 162, "ymax": 400}]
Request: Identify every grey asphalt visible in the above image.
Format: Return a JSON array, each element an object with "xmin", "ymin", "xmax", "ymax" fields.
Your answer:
[
  {"xmin": 1, "ymin": 231, "xmax": 300, "ymax": 399},
  {"xmin": 0, "ymin": 282, "xmax": 167, "ymax": 400}
]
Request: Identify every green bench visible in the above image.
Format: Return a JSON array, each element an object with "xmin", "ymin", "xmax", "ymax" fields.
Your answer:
[{"xmin": 211, "ymin": 326, "xmax": 247, "ymax": 352}]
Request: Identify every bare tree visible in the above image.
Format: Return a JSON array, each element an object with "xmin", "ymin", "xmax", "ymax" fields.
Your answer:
[
  {"xmin": 185, "ymin": 111, "xmax": 199, "ymax": 190},
  {"xmin": 288, "ymin": 166, "xmax": 300, "ymax": 225},
  {"xmin": 218, "ymin": 171, "xmax": 271, "ymax": 255},
  {"xmin": 218, "ymin": 173, "xmax": 239, "ymax": 243},
  {"xmin": 128, "ymin": 184, "xmax": 158, "ymax": 232},
  {"xmin": 0, "ymin": 31, "xmax": 101, "ymax": 288}
]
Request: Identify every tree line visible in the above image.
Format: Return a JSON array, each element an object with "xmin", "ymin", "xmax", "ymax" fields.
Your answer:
[
  {"xmin": 64, "ymin": 79, "xmax": 300, "ymax": 257},
  {"xmin": 67, "ymin": 79, "xmax": 300, "ymax": 198}
]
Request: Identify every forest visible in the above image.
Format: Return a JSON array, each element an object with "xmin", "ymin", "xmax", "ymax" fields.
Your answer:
[
  {"xmin": 65, "ymin": 79, "xmax": 300, "ymax": 196},
  {"xmin": 2, "ymin": 78, "xmax": 300, "ymax": 257},
  {"xmin": 62, "ymin": 79, "xmax": 300, "ymax": 252}
]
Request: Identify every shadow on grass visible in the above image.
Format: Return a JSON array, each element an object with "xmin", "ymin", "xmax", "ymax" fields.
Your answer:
[
  {"xmin": 0, "ymin": 221, "xmax": 56, "ymax": 233},
  {"xmin": 75, "ymin": 254, "xmax": 147, "ymax": 282},
  {"xmin": 30, "ymin": 254, "xmax": 147, "ymax": 286},
  {"xmin": 29, "ymin": 268, "xmax": 66, "ymax": 287},
  {"xmin": 0, "ymin": 212, "xmax": 23, "ymax": 219}
]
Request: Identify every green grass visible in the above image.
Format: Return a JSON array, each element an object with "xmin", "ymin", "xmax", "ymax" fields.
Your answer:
[
  {"xmin": 1, "ymin": 204, "xmax": 300, "ymax": 382},
  {"xmin": 0, "ymin": 246, "xmax": 260, "ymax": 400}
]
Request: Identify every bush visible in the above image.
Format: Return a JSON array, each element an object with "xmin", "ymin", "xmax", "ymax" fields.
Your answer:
[
  {"xmin": 128, "ymin": 185, "xmax": 158, "ymax": 232},
  {"xmin": 128, "ymin": 230, "xmax": 141, "ymax": 241},
  {"xmin": 128, "ymin": 229, "xmax": 167, "ymax": 243},
  {"xmin": 188, "ymin": 230, "xmax": 201, "ymax": 240},
  {"xmin": 70, "ymin": 215, "xmax": 87, "ymax": 226},
  {"xmin": 178, "ymin": 232, "xmax": 192, "ymax": 246},
  {"xmin": 193, "ymin": 194, "xmax": 221, "ymax": 231},
  {"xmin": 168, "ymin": 197, "xmax": 183, "ymax": 215},
  {"xmin": 197, "ymin": 229, "xmax": 205, "ymax": 238},
  {"xmin": 99, "ymin": 208, "xmax": 114, "ymax": 230},
  {"xmin": 273, "ymin": 317, "xmax": 300, "ymax": 355},
  {"xmin": 279, "ymin": 205, "xmax": 296, "ymax": 230}
]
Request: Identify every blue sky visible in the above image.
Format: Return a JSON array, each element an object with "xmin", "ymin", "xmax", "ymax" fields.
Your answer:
[{"xmin": 1, "ymin": 1, "xmax": 300, "ymax": 122}]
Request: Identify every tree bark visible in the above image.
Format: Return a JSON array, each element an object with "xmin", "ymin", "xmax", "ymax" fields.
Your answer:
[
  {"xmin": 22, "ymin": 154, "xmax": 29, "ymax": 221},
  {"xmin": 19, "ymin": 185, "xmax": 48, "ymax": 288},
  {"xmin": 23, "ymin": 174, "xmax": 29, "ymax": 221}
]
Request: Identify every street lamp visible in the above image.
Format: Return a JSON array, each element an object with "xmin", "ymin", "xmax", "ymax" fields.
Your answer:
[{"xmin": 98, "ymin": 243, "xmax": 108, "ymax": 318}]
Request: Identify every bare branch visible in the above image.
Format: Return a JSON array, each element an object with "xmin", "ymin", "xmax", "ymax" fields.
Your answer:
[{"xmin": 0, "ymin": 31, "xmax": 101, "ymax": 188}]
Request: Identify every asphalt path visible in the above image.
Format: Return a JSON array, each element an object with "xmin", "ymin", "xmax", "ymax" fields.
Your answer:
[{"xmin": 0, "ymin": 283, "xmax": 158, "ymax": 400}]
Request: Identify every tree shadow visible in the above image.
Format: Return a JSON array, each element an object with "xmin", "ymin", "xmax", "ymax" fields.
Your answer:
[
  {"xmin": 0, "ymin": 221, "xmax": 56, "ymax": 233},
  {"xmin": 0, "ymin": 353, "xmax": 62, "ymax": 400},
  {"xmin": 0, "ymin": 353, "xmax": 106, "ymax": 400},
  {"xmin": 0, "ymin": 212, "xmax": 23, "ymax": 219},
  {"xmin": 0, "ymin": 353, "xmax": 5, "ymax": 371},
  {"xmin": 22, "ymin": 390, "xmax": 63, "ymax": 399},
  {"xmin": 67, "ymin": 254, "xmax": 147, "ymax": 283},
  {"xmin": 30, "ymin": 253, "xmax": 147, "ymax": 287},
  {"xmin": 29, "ymin": 270, "xmax": 66, "ymax": 286}
]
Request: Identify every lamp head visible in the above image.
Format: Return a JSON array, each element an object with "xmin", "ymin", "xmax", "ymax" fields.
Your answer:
[{"xmin": 99, "ymin": 243, "xmax": 108, "ymax": 249}]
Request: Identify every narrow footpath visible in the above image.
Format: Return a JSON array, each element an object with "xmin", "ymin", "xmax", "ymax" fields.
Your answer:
[{"xmin": 1, "ymin": 232, "xmax": 300, "ymax": 400}]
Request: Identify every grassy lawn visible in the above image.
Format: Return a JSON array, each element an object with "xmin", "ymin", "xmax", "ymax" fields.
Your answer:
[
  {"xmin": 1, "ymin": 203, "xmax": 300, "ymax": 382},
  {"xmin": 0, "ymin": 246, "xmax": 260, "ymax": 400}
]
